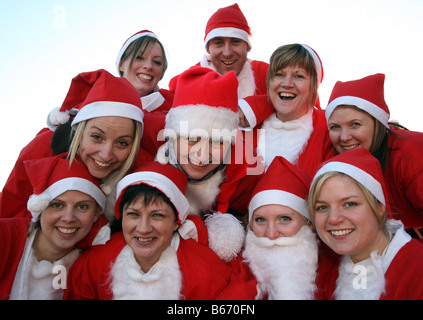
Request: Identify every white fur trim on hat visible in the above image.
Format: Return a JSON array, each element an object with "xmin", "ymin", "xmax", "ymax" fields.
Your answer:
[
  {"xmin": 326, "ymin": 96, "xmax": 390, "ymax": 129},
  {"xmin": 301, "ymin": 44, "xmax": 323, "ymax": 85},
  {"xmin": 249, "ymin": 190, "xmax": 309, "ymax": 221},
  {"xmin": 27, "ymin": 177, "xmax": 107, "ymax": 222},
  {"xmin": 116, "ymin": 171, "xmax": 190, "ymax": 224},
  {"xmin": 71, "ymin": 101, "xmax": 144, "ymax": 126},
  {"xmin": 205, "ymin": 27, "xmax": 252, "ymax": 49},
  {"xmin": 312, "ymin": 161, "xmax": 386, "ymax": 205},
  {"xmin": 116, "ymin": 31, "xmax": 158, "ymax": 74},
  {"xmin": 165, "ymin": 104, "xmax": 238, "ymax": 143},
  {"xmin": 141, "ymin": 91, "xmax": 165, "ymax": 112},
  {"xmin": 204, "ymin": 212, "xmax": 245, "ymax": 262}
]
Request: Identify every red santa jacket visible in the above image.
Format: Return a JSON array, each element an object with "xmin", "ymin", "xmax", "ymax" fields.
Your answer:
[
  {"xmin": 0, "ymin": 218, "xmax": 31, "ymax": 300},
  {"xmin": 64, "ymin": 232, "xmax": 233, "ymax": 300},
  {"xmin": 242, "ymin": 108, "xmax": 333, "ymax": 179},
  {"xmin": 384, "ymin": 127, "xmax": 423, "ymax": 230},
  {"xmin": 319, "ymin": 235, "xmax": 423, "ymax": 300}
]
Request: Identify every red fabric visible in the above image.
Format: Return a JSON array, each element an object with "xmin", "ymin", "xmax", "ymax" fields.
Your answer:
[
  {"xmin": 320, "ymin": 239, "xmax": 423, "ymax": 300},
  {"xmin": 64, "ymin": 232, "xmax": 233, "ymax": 300},
  {"xmin": 384, "ymin": 128, "xmax": 423, "ymax": 230},
  {"xmin": 0, "ymin": 218, "xmax": 31, "ymax": 300}
]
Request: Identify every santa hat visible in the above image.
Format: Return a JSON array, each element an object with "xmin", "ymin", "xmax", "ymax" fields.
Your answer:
[
  {"xmin": 25, "ymin": 153, "xmax": 106, "ymax": 223},
  {"xmin": 325, "ymin": 73, "xmax": 390, "ymax": 128},
  {"xmin": 249, "ymin": 156, "xmax": 311, "ymax": 221},
  {"xmin": 311, "ymin": 147, "xmax": 389, "ymax": 210},
  {"xmin": 116, "ymin": 30, "xmax": 159, "ymax": 74},
  {"xmin": 47, "ymin": 69, "xmax": 144, "ymax": 130},
  {"xmin": 301, "ymin": 44, "xmax": 324, "ymax": 86},
  {"xmin": 115, "ymin": 161, "xmax": 190, "ymax": 226},
  {"xmin": 204, "ymin": 3, "xmax": 252, "ymax": 49},
  {"xmin": 165, "ymin": 66, "xmax": 239, "ymax": 143}
]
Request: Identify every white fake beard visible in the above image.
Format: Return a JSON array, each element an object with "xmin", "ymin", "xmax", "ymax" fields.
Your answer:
[
  {"xmin": 257, "ymin": 110, "xmax": 313, "ymax": 171},
  {"xmin": 334, "ymin": 251, "xmax": 386, "ymax": 300},
  {"xmin": 242, "ymin": 226, "xmax": 318, "ymax": 300}
]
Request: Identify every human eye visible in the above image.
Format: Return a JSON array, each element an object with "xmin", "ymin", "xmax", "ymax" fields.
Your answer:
[
  {"xmin": 315, "ymin": 204, "xmax": 328, "ymax": 212},
  {"xmin": 49, "ymin": 201, "xmax": 63, "ymax": 209},
  {"xmin": 345, "ymin": 201, "xmax": 358, "ymax": 208},
  {"xmin": 135, "ymin": 55, "xmax": 144, "ymax": 61},
  {"xmin": 254, "ymin": 216, "xmax": 266, "ymax": 224},
  {"xmin": 280, "ymin": 216, "xmax": 292, "ymax": 223},
  {"xmin": 329, "ymin": 124, "xmax": 340, "ymax": 131},
  {"xmin": 90, "ymin": 134, "xmax": 102, "ymax": 142},
  {"xmin": 153, "ymin": 59, "xmax": 162, "ymax": 66}
]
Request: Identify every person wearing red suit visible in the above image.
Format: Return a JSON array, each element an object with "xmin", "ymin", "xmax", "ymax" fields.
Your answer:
[
  {"xmin": 221, "ymin": 156, "xmax": 320, "ymax": 300},
  {"xmin": 325, "ymin": 73, "xmax": 423, "ymax": 238},
  {"xmin": 64, "ymin": 162, "xmax": 233, "ymax": 300},
  {"xmin": 238, "ymin": 44, "xmax": 333, "ymax": 179},
  {"xmin": 308, "ymin": 148, "xmax": 423, "ymax": 299},
  {"xmin": 116, "ymin": 30, "xmax": 173, "ymax": 114},
  {"xmin": 0, "ymin": 154, "xmax": 108, "ymax": 300},
  {"xmin": 0, "ymin": 69, "xmax": 145, "ymax": 222},
  {"xmin": 168, "ymin": 3, "xmax": 268, "ymax": 124}
]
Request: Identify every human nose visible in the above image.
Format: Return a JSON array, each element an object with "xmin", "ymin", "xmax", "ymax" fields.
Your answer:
[
  {"xmin": 266, "ymin": 221, "xmax": 280, "ymax": 240},
  {"xmin": 191, "ymin": 140, "xmax": 210, "ymax": 163},
  {"xmin": 340, "ymin": 128, "xmax": 352, "ymax": 142},
  {"xmin": 281, "ymin": 75, "xmax": 293, "ymax": 88},
  {"xmin": 61, "ymin": 207, "xmax": 77, "ymax": 223},
  {"xmin": 326, "ymin": 207, "xmax": 344, "ymax": 225},
  {"xmin": 142, "ymin": 58, "xmax": 153, "ymax": 70},
  {"xmin": 136, "ymin": 217, "xmax": 153, "ymax": 234},
  {"xmin": 98, "ymin": 143, "xmax": 114, "ymax": 162},
  {"xmin": 222, "ymin": 43, "xmax": 234, "ymax": 57}
]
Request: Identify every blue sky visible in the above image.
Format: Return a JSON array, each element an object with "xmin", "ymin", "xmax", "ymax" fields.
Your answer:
[{"xmin": 1, "ymin": 0, "xmax": 423, "ymax": 189}]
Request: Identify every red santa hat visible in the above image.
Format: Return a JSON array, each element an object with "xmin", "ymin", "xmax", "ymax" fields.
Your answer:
[
  {"xmin": 249, "ymin": 156, "xmax": 311, "ymax": 221},
  {"xmin": 325, "ymin": 73, "xmax": 390, "ymax": 128},
  {"xmin": 115, "ymin": 161, "xmax": 190, "ymax": 226},
  {"xmin": 115, "ymin": 30, "xmax": 159, "ymax": 74},
  {"xmin": 311, "ymin": 147, "xmax": 389, "ymax": 210},
  {"xmin": 165, "ymin": 66, "xmax": 239, "ymax": 143},
  {"xmin": 47, "ymin": 69, "xmax": 144, "ymax": 130},
  {"xmin": 25, "ymin": 153, "xmax": 106, "ymax": 223},
  {"xmin": 204, "ymin": 3, "xmax": 252, "ymax": 49}
]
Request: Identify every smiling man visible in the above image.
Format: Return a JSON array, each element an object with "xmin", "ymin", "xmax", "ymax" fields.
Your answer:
[{"xmin": 169, "ymin": 3, "xmax": 268, "ymax": 105}]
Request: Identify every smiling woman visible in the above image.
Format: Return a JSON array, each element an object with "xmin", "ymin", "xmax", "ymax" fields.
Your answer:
[{"xmin": 0, "ymin": 69, "xmax": 144, "ymax": 223}]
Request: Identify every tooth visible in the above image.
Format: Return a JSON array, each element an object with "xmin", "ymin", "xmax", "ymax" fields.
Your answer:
[
  {"xmin": 137, "ymin": 237, "xmax": 153, "ymax": 242},
  {"xmin": 95, "ymin": 159, "xmax": 110, "ymax": 167},
  {"xmin": 58, "ymin": 227, "xmax": 77, "ymax": 234}
]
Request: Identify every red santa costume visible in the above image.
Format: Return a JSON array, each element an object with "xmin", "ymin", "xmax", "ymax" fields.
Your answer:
[
  {"xmin": 157, "ymin": 66, "xmax": 257, "ymax": 262},
  {"xmin": 325, "ymin": 73, "xmax": 423, "ymax": 236},
  {"xmin": 237, "ymin": 45, "xmax": 333, "ymax": 178},
  {"xmin": 64, "ymin": 162, "xmax": 232, "ymax": 300},
  {"xmin": 222, "ymin": 156, "xmax": 319, "ymax": 300},
  {"xmin": 168, "ymin": 3, "xmax": 268, "ymax": 101},
  {"xmin": 115, "ymin": 30, "xmax": 173, "ymax": 114},
  {"xmin": 0, "ymin": 154, "xmax": 108, "ymax": 300},
  {"xmin": 0, "ymin": 69, "xmax": 145, "ymax": 222},
  {"xmin": 311, "ymin": 148, "xmax": 423, "ymax": 300}
]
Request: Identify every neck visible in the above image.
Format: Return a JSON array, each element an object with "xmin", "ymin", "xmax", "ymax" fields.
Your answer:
[
  {"xmin": 350, "ymin": 230, "xmax": 391, "ymax": 263},
  {"xmin": 32, "ymin": 229, "xmax": 71, "ymax": 263}
]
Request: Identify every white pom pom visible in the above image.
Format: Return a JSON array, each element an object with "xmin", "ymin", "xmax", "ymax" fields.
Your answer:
[
  {"xmin": 47, "ymin": 107, "xmax": 70, "ymax": 130},
  {"xmin": 27, "ymin": 193, "xmax": 51, "ymax": 221},
  {"xmin": 204, "ymin": 212, "xmax": 246, "ymax": 262}
]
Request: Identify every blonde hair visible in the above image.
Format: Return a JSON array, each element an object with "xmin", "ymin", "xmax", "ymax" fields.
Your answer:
[
  {"xmin": 308, "ymin": 171, "xmax": 387, "ymax": 230},
  {"xmin": 68, "ymin": 119, "xmax": 143, "ymax": 186}
]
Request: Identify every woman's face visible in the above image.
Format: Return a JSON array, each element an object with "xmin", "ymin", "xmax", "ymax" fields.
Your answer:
[
  {"xmin": 251, "ymin": 204, "xmax": 306, "ymax": 239},
  {"xmin": 313, "ymin": 175, "xmax": 387, "ymax": 262},
  {"xmin": 122, "ymin": 196, "xmax": 178, "ymax": 273},
  {"xmin": 268, "ymin": 64, "xmax": 312, "ymax": 122},
  {"xmin": 37, "ymin": 190, "xmax": 99, "ymax": 258},
  {"xmin": 174, "ymin": 136, "xmax": 230, "ymax": 180},
  {"xmin": 328, "ymin": 106, "xmax": 375, "ymax": 154},
  {"xmin": 119, "ymin": 41, "xmax": 164, "ymax": 97},
  {"xmin": 79, "ymin": 117, "xmax": 135, "ymax": 180}
]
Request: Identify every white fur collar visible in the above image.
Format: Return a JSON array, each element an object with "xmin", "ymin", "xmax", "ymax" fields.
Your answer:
[
  {"xmin": 334, "ymin": 219, "xmax": 411, "ymax": 300},
  {"xmin": 201, "ymin": 54, "xmax": 256, "ymax": 98},
  {"xmin": 111, "ymin": 233, "xmax": 182, "ymax": 300},
  {"xmin": 10, "ymin": 230, "xmax": 80, "ymax": 300},
  {"xmin": 257, "ymin": 109, "xmax": 314, "ymax": 171},
  {"xmin": 242, "ymin": 226, "xmax": 318, "ymax": 300}
]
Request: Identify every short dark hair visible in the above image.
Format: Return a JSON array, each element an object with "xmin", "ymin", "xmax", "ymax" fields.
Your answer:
[{"xmin": 111, "ymin": 183, "xmax": 177, "ymax": 233}]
